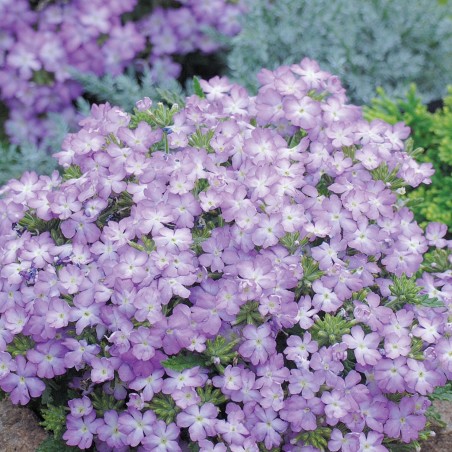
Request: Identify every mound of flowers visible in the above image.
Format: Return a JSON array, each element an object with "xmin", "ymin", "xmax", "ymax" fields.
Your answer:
[
  {"xmin": 0, "ymin": 58, "xmax": 451, "ymax": 451},
  {"xmin": 0, "ymin": 0, "xmax": 243, "ymax": 145}
]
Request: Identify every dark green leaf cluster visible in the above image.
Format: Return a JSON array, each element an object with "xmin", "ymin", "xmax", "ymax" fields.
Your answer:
[
  {"xmin": 7, "ymin": 335, "xmax": 35, "ymax": 357},
  {"xmin": 40, "ymin": 405, "xmax": 67, "ymax": 438},
  {"xmin": 162, "ymin": 335, "xmax": 239, "ymax": 374},
  {"xmin": 36, "ymin": 436, "xmax": 80, "ymax": 452},
  {"xmin": 430, "ymin": 382, "xmax": 452, "ymax": 402}
]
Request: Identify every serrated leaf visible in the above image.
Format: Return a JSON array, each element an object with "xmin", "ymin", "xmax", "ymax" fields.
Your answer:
[
  {"xmin": 36, "ymin": 436, "xmax": 79, "ymax": 452},
  {"xmin": 161, "ymin": 354, "xmax": 208, "ymax": 371},
  {"xmin": 418, "ymin": 295, "xmax": 444, "ymax": 308},
  {"xmin": 430, "ymin": 384, "xmax": 452, "ymax": 401},
  {"xmin": 62, "ymin": 165, "xmax": 82, "ymax": 181},
  {"xmin": 193, "ymin": 76, "xmax": 206, "ymax": 99}
]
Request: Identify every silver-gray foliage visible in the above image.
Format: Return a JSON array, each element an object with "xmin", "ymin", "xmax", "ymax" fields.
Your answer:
[
  {"xmin": 72, "ymin": 67, "xmax": 185, "ymax": 112},
  {"xmin": 0, "ymin": 112, "xmax": 70, "ymax": 185},
  {"xmin": 227, "ymin": 0, "xmax": 452, "ymax": 103},
  {"xmin": 0, "ymin": 142, "xmax": 57, "ymax": 186}
]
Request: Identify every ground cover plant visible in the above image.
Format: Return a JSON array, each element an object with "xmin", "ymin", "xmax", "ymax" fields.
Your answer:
[
  {"xmin": 0, "ymin": 60, "xmax": 451, "ymax": 451},
  {"xmin": 365, "ymin": 85, "xmax": 452, "ymax": 230},
  {"xmin": 226, "ymin": 0, "xmax": 452, "ymax": 104}
]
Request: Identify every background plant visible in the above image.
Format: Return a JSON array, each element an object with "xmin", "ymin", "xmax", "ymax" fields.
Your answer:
[
  {"xmin": 0, "ymin": 0, "xmax": 241, "ymax": 180},
  {"xmin": 364, "ymin": 85, "xmax": 452, "ymax": 230},
  {"xmin": 226, "ymin": 0, "xmax": 452, "ymax": 104}
]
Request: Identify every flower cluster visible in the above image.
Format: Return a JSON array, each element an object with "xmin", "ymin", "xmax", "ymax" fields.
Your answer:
[
  {"xmin": 0, "ymin": 59, "xmax": 451, "ymax": 451},
  {"xmin": 0, "ymin": 0, "xmax": 243, "ymax": 145}
]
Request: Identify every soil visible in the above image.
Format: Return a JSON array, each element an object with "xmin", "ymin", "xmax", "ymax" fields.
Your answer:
[{"xmin": 422, "ymin": 401, "xmax": 452, "ymax": 452}]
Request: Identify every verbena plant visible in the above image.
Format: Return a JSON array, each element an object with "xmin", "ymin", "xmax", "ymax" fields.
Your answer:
[
  {"xmin": 365, "ymin": 85, "xmax": 452, "ymax": 230},
  {"xmin": 226, "ymin": 0, "xmax": 452, "ymax": 104},
  {"xmin": 0, "ymin": 60, "xmax": 451, "ymax": 451}
]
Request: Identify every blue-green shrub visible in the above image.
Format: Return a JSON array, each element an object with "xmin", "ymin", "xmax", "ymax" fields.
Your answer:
[{"xmin": 227, "ymin": 0, "xmax": 452, "ymax": 103}]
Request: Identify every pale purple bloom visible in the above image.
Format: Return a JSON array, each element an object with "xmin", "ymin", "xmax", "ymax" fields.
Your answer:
[
  {"xmin": 176, "ymin": 403, "xmax": 218, "ymax": 441},
  {"xmin": 0, "ymin": 356, "xmax": 45, "ymax": 405},
  {"xmin": 63, "ymin": 411, "xmax": 103, "ymax": 450},
  {"xmin": 239, "ymin": 324, "xmax": 276, "ymax": 365},
  {"xmin": 118, "ymin": 409, "xmax": 156, "ymax": 447}
]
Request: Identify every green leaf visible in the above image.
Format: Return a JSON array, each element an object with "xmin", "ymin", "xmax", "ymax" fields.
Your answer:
[
  {"xmin": 36, "ymin": 436, "xmax": 79, "ymax": 452},
  {"xmin": 62, "ymin": 165, "xmax": 82, "ymax": 181},
  {"xmin": 149, "ymin": 393, "xmax": 180, "ymax": 424},
  {"xmin": 310, "ymin": 314, "xmax": 354, "ymax": 347},
  {"xmin": 234, "ymin": 302, "xmax": 264, "ymax": 326},
  {"xmin": 417, "ymin": 295, "xmax": 444, "ymax": 308},
  {"xmin": 188, "ymin": 128, "xmax": 214, "ymax": 152},
  {"xmin": 385, "ymin": 442, "xmax": 421, "ymax": 452},
  {"xmin": 188, "ymin": 442, "xmax": 201, "ymax": 452},
  {"xmin": 204, "ymin": 336, "xmax": 240, "ymax": 370},
  {"xmin": 161, "ymin": 354, "xmax": 208, "ymax": 372},
  {"xmin": 430, "ymin": 383, "xmax": 452, "ymax": 401},
  {"xmin": 193, "ymin": 76, "xmax": 206, "ymax": 99},
  {"xmin": 196, "ymin": 385, "xmax": 228, "ymax": 405},
  {"xmin": 40, "ymin": 405, "xmax": 67, "ymax": 437},
  {"xmin": 7, "ymin": 335, "xmax": 35, "ymax": 357}
]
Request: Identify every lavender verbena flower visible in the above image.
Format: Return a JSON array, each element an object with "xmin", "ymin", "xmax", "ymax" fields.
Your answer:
[
  {"xmin": 0, "ymin": 58, "xmax": 450, "ymax": 451},
  {"xmin": 176, "ymin": 403, "xmax": 219, "ymax": 441},
  {"xmin": 63, "ymin": 411, "xmax": 103, "ymax": 450},
  {"xmin": 0, "ymin": 355, "xmax": 45, "ymax": 405}
]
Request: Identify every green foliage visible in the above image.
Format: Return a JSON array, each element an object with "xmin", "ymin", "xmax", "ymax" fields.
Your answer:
[
  {"xmin": 162, "ymin": 354, "xmax": 209, "ymax": 372},
  {"xmin": 387, "ymin": 275, "xmax": 444, "ymax": 310},
  {"xmin": 422, "ymin": 249, "xmax": 452, "ymax": 273},
  {"xmin": 311, "ymin": 314, "xmax": 354, "ymax": 347},
  {"xmin": 91, "ymin": 388, "xmax": 125, "ymax": 416},
  {"xmin": 365, "ymin": 85, "xmax": 452, "ymax": 228},
  {"xmin": 196, "ymin": 385, "xmax": 227, "ymax": 405},
  {"xmin": 234, "ymin": 301, "xmax": 265, "ymax": 326},
  {"xmin": 430, "ymin": 382, "xmax": 452, "ymax": 401},
  {"xmin": 204, "ymin": 336, "xmax": 239, "ymax": 371},
  {"xmin": 191, "ymin": 224, "xmax": 211, "ymax": 255},
  {"xmin": 162, "ymin": 335, "xmax": 239, "ymax": 373},
  {"xmin": 129, "ymin": 236, "xmax": 156, "ymax": 254},
  {"xmin": 385, "ymin": 441, "xmax": 421, "ymax": 452},
  {"xmin": 296, "ymin": 256, "xmax": 324, "ymax": 296},
  {"xmin": 62, "ymin": 165, "xmax": 82, "ymax": 181},
  {"xmin": 280, "ymin": 232, "xmax": 305, "ymax": 255},
  {"xmin": 130, "ymin": 102, "xmax": 180, "ymax": 130},
  {"xmin": 149, "ymin": 393, "xmax": 180, "ymax": 424},
  {"xmin": 18, "ymin": 212, "xmax": 61, "ymax": 236},
  {"xmin": 0, "ymin": 105, "xmax": 74, "ymax": 185},
  {"xmin": 40, "ymin": 405, "xmax": 67, "ymax": 438},
  {"xmin": 287, "ymin": 129, "xmax": 308, "ymax": 148},
  {"xmin": 188, "ymin": 129, "xmax": 215, "ymax": 152},
  {"xmin": 292, "ymin": 427, "xmax": 332, "ymax": 450},
  {"xmin": 193, "ymin": 76, "xmax": 206, "ymax": 99},
  {"xmin": 370, "ymin": 164, "xmax": 406, "ymax": 190},
  {"xmin": 96, "ymin": 191, "xmax": 134, "ymax": 228},
  {"xmin": 36, "ymin": 436, "xmax": 79, "ymax": 452},
  {"xmin": 228, "ymin": 0, "xmax": 452, "ymax": 103},
  {"xmin": 7, "ymin": 334, "xmax": 35, "ymax": 357}
]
